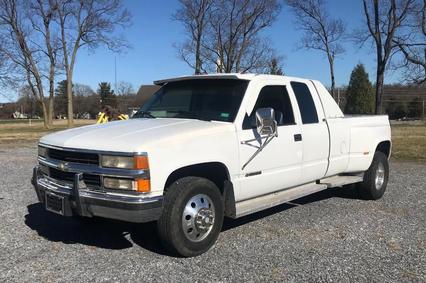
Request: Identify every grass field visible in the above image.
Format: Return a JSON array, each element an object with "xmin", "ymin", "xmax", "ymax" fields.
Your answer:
[
  {"xmin": 391, "ymin": 122, "xmax": 426, "ymax": 162},
  {"xmin": 0, "ymin": 119, "xmax": 425, "ymax": 162},
  {"xmin": 0, "ymin": 119, "xmax": 95, "ymax": 144}
]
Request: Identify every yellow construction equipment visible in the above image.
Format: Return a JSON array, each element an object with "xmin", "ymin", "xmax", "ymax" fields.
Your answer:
[{"xmin": 96, "ymin": 105, "xmax": 129, "ymax": 124}]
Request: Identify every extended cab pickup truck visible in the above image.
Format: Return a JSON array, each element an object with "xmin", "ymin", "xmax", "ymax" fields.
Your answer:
[{"xmin": 32, "ymin": 74, "xmax": 391, "ymax": 257}]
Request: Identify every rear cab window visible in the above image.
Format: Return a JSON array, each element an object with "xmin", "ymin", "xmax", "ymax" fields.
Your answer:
[{"xmin": 291, "ymin": 82, "xmax": 319, "ymax": 124}]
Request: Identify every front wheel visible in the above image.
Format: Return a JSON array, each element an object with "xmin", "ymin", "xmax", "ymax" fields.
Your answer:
[
  {"xmin": 157, "ymin": 177, "xmax": 224, "ymax": 257},
  {"xmin": 357, "ymin": 151, "xmax": 389, "ymax": 200}
]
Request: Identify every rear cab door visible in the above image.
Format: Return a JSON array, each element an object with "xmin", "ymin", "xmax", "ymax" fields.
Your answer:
[
  {"xmin": 287, "ymin": 79, "xmax": 330, "ymax": 183},
  {"xmin": 235, "ymin": 78, "xmax": 303, "ymax": 201}
]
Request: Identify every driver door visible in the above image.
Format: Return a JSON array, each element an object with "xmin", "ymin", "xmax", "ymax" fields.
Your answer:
[{"xmin": 236, "ymin": 85, "xmax": 303, "ymax": 201}]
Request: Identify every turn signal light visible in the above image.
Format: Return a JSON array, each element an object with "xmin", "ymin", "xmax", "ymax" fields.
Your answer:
[
  {"xmin": 136, "ymin": 179, "xmax": 151, "ymax": 193},
  {"xmin": 134, "ymin": 156, "xmax": 149, "ymax": 170}
]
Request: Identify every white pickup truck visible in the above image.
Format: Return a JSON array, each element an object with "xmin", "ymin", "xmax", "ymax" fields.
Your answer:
[{"xmin": 33, "ymin": 74, "xmax": 391, "ymax": 257}]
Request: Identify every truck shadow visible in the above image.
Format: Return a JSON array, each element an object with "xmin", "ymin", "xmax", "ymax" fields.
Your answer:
[
  {"xmin": 25, "ymin": 185, "xmax": 359, "ymax": 255},
  {"xmin": 24, "ymin": 203, "xmax": 169, "ymax": 255}
]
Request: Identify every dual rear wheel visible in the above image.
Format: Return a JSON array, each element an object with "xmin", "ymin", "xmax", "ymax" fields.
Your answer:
[{"xmin": 356, "ymin": 151, "xmax": 389, "ymax": 200}]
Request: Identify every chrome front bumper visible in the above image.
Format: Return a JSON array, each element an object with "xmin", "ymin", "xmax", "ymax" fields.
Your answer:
[{"xmin": 32, "ymin": 166, "xmax": 163, "ymax": 223}]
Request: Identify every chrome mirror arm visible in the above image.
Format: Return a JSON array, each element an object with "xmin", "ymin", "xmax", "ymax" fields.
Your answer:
[{"xmin": 242, "ymin": 133, "xmax": 277, "ymax": 170}]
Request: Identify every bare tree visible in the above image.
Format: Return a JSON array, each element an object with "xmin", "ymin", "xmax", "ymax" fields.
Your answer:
[
  {"xmin": 18, "ymin": 84, "xmax": 41, "ymax": 118},
  {"xmin": 55, "ymin": 0, "xmax": 131, "ymax": 126},
  {"xmin": 286, "ymin": 0, "xmax": 345, "ymax": 98},
  {"xmin": 74, "ymin": 83, "xmax": 95, "ymax": 97},
  {"xmin": 0, "ymin": 37, "xmax": 16, "ymax": 92},
  {"xmin": 173, "ymin": 0, "xmax": 213, "ymax": 74},
  {"xmin": 0, "ymin": 39, "xmax": 9, "ymax": 86},
  {"xmin": 0, "ymin": 0, "xmax": 53, "ymax": 128},
  {"xmin": 175, "ymin": 0, "xmax": 281, "ymax": 74},
  {"xmin": 115, "ymin": 81, "xmax": 135, "ymax": 96},
  {"xmin": 393, "ymin": 0, "xmax": 426, "ymax": 84},
  {"xmin": 360, "ymin": 0, "xmax": 417, "ymax": 114},
  {"xmin": 29, "ymin": 0, "xmax": 61, "ymax": 125},
  {"xmin": 208, "ymin": 0, "xmax": 281, "ymax": 73}
]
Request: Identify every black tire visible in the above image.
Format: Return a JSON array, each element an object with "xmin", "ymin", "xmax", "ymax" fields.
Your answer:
[
  {"xmin": 157, "ymin": 177, "xmax": 224, "ymax": 257},
  {"xmin": 357, "ymin": 151, "xmax": 389, "ymax": 200}
]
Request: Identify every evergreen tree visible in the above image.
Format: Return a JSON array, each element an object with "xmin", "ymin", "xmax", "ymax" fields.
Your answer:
[
  {"xmin": 97, "ymin": 82, "xmax": 117, "ymax": 107},
  {"xmin": 269, "ymin": 58, "xmax": 283, "ymax": 75},
  {"xmin": 55, "ymin": 80, "xmax": 72, "ymax": 116},
  {"xmin": 344, "ymin": 64, "xmax": 375, "ymax": 114},
  {"xmin": 55, "ymin": 80, "xmax": 68, "ymax": 98}
]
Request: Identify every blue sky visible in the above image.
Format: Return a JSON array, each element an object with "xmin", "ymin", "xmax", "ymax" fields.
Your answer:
[{"xmin": 1, "ymin": 0, "xmax": 404, "ymax": 102}]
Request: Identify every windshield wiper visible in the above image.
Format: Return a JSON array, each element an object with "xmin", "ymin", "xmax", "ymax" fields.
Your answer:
[
  {"xmin": 133, "ymin": 111, "xmax": 156, "ymax": 119},
  {"xmin": 167, "ymin": 110, "xmax": 211, "ymax": 122}
]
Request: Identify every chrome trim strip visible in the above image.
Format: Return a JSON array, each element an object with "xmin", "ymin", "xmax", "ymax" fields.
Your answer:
[
  {"xmin": 79, "ymin": 190, "xmax": 163, "ymax": 204},
  {"xmin": 38, "ymin": 156, "xmax": 150, "ymax": 179},
  {"xmin": 38, "ymin": 175, "xmax": 73, "ymax": 193},
  {"xmin": 38, "ymin": 142, "xmax": 148, "ymax": 157}
]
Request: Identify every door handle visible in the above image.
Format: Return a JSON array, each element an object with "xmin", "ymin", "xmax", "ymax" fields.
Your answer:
[{"xmin": 294, "ymin": 134, "xmax": 302, "ymax": 142}]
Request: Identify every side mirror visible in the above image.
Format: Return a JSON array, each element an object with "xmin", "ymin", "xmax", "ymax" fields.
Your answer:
[{"xmin": 255, "ymin": 108, "xmax": 277, "ymax": 136}]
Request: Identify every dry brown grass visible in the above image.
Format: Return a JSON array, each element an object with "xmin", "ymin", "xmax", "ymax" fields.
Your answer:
[
  {"xmin": 391, "ymin": 122, "xmax": 426, "ymax": 162},
  {"xmin": 0, "ymin": 119, "xmax": 95, "ymax": 145}
]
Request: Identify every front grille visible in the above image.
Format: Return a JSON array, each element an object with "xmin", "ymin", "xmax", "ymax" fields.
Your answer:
[
  {"xmin": 49, "ymin": 167, "xmax": 101, "ymax": 187},
  {"xmin": 49, "ymin": 167, "xmax": 74, "ymax": 182},
  {"xmin": 48, "ymin": 148, "xmax": 99, "ymax": 165}
]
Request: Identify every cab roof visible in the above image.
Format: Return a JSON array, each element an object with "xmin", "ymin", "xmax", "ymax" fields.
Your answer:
[{"xmin": 153, "ymin": 73, "xmax": 308, "ymax": 85}]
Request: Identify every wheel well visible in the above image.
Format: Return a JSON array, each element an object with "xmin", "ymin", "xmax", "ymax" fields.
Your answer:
[
  {"xmin": 165, "ymin": 162, "xmax": 230, "ymax": 194},
  {"xmin": 376, "ymin": 141, "xmax": 391, "ymax": 158}
]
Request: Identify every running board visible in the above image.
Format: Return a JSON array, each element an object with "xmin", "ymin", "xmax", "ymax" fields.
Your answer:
[
  {"xmin": 319, "ymin": 175, "xmax": 363, "ymax": 187},
  {"xmin": 235, "ymin": 183, "xmax": 327, "ymax": 218},
  {"xmin": 234, "ymin": 175, "xmax": 364, "ymax": 218}
]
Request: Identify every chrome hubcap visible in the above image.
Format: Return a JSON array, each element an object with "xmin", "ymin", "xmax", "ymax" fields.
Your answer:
[
  {"xmin": 375, "ymin": 162, "xmax": 385, "ymax": 190},
  {"xmin": 182, "ymin": 194, "xmax": 215, "ymax": 242}
]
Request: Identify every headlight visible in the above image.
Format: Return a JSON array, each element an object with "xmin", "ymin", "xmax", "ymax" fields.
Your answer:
[
  {"xmin": 38, "ymin": 146, "xmax": 47, "ymax": 158},
  {"xmin": 103, "ymin": 177, "xmax": 150, "ymax": 192},
  {"xmin": 100, "ymin": 155, "xmax": 149, "ymax": 170},
  {"xmin": 101, "ymin": 155, "xmax": 134, "ymax": 169},
  {"xmin": 103, "ymin": 177, "xmax": 136, "ymax": 190}
]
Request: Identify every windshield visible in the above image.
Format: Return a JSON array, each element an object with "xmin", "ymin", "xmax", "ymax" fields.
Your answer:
[{"xmin": 133, "ymin": 79, "xmax": 248, "ymax": 122}]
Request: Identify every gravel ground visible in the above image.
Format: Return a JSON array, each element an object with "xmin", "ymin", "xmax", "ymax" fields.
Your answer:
[{"xmin": 0, "ymin": 143, "xmax": 425, "ymax": 282}]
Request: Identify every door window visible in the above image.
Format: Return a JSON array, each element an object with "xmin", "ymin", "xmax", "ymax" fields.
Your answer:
[{"xmin": 243, "ymin": 86, "xmax": 295, "ymax": 129}]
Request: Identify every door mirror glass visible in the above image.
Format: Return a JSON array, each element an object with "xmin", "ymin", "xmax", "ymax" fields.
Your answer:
[{"xmin": 255, "ymin": 108, "xmax": 277, "ymax": 136}]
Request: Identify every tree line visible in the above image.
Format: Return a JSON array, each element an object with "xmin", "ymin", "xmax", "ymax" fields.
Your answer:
[{"xmin": 2, "ymin": 80, "xmax": 144, "ymax": 119}]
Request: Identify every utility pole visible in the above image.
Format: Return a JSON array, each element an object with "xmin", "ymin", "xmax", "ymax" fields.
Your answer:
[{"xmin": 114, "ymin": 56, "xmax": 117, "ymax": 92}]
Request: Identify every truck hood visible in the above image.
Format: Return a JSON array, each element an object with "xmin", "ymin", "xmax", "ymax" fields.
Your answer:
[{"xmin": 40, "ymin": 118, "xmax": 234, "ymax": 153}]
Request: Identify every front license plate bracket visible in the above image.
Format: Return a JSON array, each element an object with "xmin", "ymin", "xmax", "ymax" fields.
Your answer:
[{"xmin": 45, "ymin": 192, "xmax": 65, "ymax": 215}]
